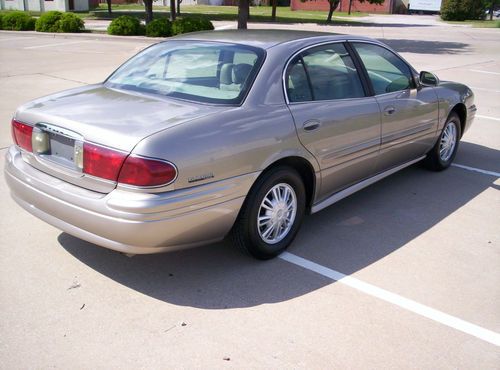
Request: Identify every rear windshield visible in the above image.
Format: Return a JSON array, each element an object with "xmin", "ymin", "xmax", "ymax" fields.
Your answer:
[{"xmin": 105, "ymin": 41, "xmax": 265, "ymax": 105}]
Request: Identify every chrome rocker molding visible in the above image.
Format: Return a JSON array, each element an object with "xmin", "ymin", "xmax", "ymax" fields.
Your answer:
[{"xmin": 311, "ymin": 156, "xmax": 426, "ymax": 214}]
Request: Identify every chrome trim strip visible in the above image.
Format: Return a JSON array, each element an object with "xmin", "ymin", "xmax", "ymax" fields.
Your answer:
[
  {"xmin": 323, "ymin": 138, "xmax": 380, "ymax": 162},
  {"xmin": 381, "ymin": 121, "xmax": 436, "ymax": 144},
  {"xmin": 36, "ymin": 122, "xmax": 83, "ymax": 141},
  {"xmin": 311, "ymin": 156, "xmax": 426, "ymax": 214}
]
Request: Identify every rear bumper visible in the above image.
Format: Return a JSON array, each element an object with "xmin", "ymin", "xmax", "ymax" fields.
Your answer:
[{"xmin": 4, "ymin": 146, "xmax": 257, "ymax": 254}]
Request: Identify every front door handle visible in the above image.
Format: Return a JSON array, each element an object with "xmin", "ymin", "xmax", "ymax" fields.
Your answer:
[
  {"xmin": 303, "ymin": 120, "xmax": 321, "ymax": 131},
  {"xmin": 384, "ymin": 106, "xmax": 396, "ymax": 116}
]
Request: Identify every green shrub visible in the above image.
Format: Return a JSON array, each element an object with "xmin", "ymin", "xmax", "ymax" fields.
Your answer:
[
  {"xmin": 35, "ymin": 11, "xmax": 62, "ymax": 32},
  {"xmin": 57, "ymin": 12, "xmax": 84, "ymax": 33},
  {"xmin": 0, "ymin": 13, "xmax": 4, "ymax": 30},
  {"xmin": 2, "ymin": 11, "xmax": 36, "ymax": 31},
  {"xmin": 441, "ymin": 0, "xmax": 486, "ymax": 21},
  {"xmin": 171, "ymin": 17, "xmax": 214, "ymax": 36},
  {"xmin": 35, "ymin": 11, "xmax": 84, "ymax": 33},
  {"xmin": 107, "ymin": 15, "xmax": 142, "ymax": 36},
  {"xmin": 145, "ymin": 18, "xmax": 172, "ymax": 37}
]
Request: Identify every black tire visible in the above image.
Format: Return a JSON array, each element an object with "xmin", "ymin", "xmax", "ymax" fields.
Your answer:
[
  {"xmin": 424, "ymin": 112, "xmax": 462, "ymax": 171},
  {"xmin": 231, "ymin": 166, "xmax": 306, "ymax": 260}
]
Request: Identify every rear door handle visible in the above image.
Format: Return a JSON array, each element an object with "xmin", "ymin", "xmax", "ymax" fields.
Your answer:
[
  {"xmin": 303, "ymin": 120, "xmax": 321, "ymax": 131},
  {"xmin": 384, "ymin": 106, "xmax": 396, "ymax": 116}
]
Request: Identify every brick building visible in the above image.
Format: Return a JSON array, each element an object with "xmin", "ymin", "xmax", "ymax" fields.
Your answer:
[{"xmin": 290, "ymin": 0, "xmax": 409, "ymax": 14}]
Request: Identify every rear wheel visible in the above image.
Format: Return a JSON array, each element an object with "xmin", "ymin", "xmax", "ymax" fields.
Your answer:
[
  {"xmin": 424, "ymin": 112, "xmax": 461, "ymax": 171},
  {"xmin": 232, "ymin": 167, "xmax": 306, "ymax": 260}
]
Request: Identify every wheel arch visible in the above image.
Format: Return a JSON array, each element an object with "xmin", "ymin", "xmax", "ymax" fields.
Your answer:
[
  {"xmin": 249, "ymin": 156, "xmax": 318, "ymax": 213},
  {"xmin": 449, "ymin": 103, "xmax": 467, "ymax": 138}
]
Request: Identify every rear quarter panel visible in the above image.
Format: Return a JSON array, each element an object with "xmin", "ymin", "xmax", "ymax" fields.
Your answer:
[{"xmin": 130, "ymin": 104, "xmax": 319, "ymax": 192}]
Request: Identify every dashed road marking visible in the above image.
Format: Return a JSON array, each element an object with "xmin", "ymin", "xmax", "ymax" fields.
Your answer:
[{"xmin": 279, "ymin": 252, "xmax": 500, "ymax": 347}]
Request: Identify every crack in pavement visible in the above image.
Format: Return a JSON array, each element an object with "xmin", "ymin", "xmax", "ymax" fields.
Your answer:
[{"xmin": 0, "ymin": 72, "xmax": 88, "ymax": 84}]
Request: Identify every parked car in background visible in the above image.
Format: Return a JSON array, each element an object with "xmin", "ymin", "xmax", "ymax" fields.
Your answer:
[{"xmin": 5, "ymin": 30, "xmax": 476, "ymax": 259}]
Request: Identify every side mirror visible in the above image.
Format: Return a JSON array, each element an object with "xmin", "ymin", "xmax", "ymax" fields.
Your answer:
[{"xmin": 419, "ymin": 71, "xmax": 440, "ymax": 86}]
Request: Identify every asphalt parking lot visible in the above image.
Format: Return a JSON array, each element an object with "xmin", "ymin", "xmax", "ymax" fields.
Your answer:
[{"xmin": 0, "ymin": 18, "xmax": 499, "ymax": 368}]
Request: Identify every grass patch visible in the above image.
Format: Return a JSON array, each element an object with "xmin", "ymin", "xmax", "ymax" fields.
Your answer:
[
  {"xmin": 444, "ymin": 19, "xmax": 500, "ymax": 28},
  {"xmin": 90, "ymin": 5, "xmax": 366, "ymax": 24}
]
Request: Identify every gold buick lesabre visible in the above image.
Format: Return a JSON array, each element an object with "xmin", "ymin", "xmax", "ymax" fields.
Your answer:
[{"xmin": 4, "ymin": 30, "xmax": 476, "ymax": 259}]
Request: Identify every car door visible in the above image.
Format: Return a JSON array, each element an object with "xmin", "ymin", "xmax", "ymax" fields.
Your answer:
[
  {"xmin": 351, "ymin": 42, "xmax": 439, "ymax": 172},
  {"xmin": 285, "ymin": 42, "xmax": 381, "ymax": 202}
]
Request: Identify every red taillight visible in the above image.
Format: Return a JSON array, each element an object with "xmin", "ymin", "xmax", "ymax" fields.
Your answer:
[
  {"xmin": 118, "ymin": 156, "xmax": 177, "ymax": 187},
  {"xmin": 83, "ymin": 143, "xmax": 127, "ymax": 181},
  {"xmin": 12, "ymin": 119, "xmax": 33, "ymax": 152},
  {"xmin": 83, "ymin": 143, "xmax": 176, "ymax": 187}
]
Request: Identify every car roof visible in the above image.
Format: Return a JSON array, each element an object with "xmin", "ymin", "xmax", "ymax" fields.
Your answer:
[{"xmin": 170, "ymin": 29, "xmax": 376, "ymax": 50}]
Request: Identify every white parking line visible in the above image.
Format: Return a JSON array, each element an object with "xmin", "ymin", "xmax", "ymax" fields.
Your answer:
[
  {"xmin": 24, "ymin": 40, "xmax": 90, "ymax": 50},
  {"xmin": 452, "ymin": 163, "xmax": 500, "ymax": 177},
  {"xmin": 279, "ymin": 252, "xmax": 500, "ymax": 347},
  {"xmin": 476, "ymin": 114, "xmax": 500, "ymax": 122},
  {"xmin": 470, "ymin": 87, "xmax": 500, "ymax": 93},
  {"xmin": 469, "ymin": 69, "xmax": 500, "ymax": 76}
]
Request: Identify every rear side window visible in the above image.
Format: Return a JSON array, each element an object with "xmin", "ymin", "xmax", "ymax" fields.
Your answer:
[
  {"xmin": 286, "ymin": 57, "xmax": 313, "ymax": 103},
  {"xmin": 352, "ymin": 43, "xmax": 414, "ymax": 95},
  {"xmin": 285, "ymin": 43, "xmax": 365, "ymax": 103}
]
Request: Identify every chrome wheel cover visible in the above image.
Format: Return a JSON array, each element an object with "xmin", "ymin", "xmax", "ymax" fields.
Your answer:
[
  {"xmin": 439, "ymin": 121, "xmax": 457, "ymax": 162},
  {"xmin": 257, "ymin": 183, "xmax": 297, "ymax": 244}
]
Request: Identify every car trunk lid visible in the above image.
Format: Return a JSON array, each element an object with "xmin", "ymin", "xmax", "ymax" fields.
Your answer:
[{"xmin": 14, "ymin": 84, "xmax": 229, "ymax": 193}]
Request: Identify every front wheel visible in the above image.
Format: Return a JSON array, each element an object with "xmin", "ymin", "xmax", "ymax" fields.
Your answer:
[
  {"xmin": 231, "ymin": 167, "xmax": 306, "ymax": 260},
  {"xmin": 424, "ymin": 112, "xmax": 461, "ymax": 171}
]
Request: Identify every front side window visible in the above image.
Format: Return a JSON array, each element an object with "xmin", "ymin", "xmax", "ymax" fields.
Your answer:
[
  {"xmin": 285, "ymin": 43, "xmax": 365, "ymax": 103},
  {"xmin": 106, "ymin": 41, "xmax": 264, "ymax": 105},
  {"xmin": 352, "ymin": 43, "xmax": 414, "ymax": 95}
]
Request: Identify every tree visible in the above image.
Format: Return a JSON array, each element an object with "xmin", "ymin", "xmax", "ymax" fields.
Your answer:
[
  {"xmin": 271, "ymin": 0, "xmax": 278, "ymax": 21},
  {"xmin": 177, "ymin": 0, "xmax": 182, "ymax": 16},
  {"xmin": 238, "ymin": 0, "xmax": 250, "ymax": 29},
  {"xmin": 486, "ymin": 0, "xmax": 498, "ymax": 20},
  {"xmin": 300, "ymin": 0, "xmax": 384, "ymax": 23},
  {"xmin": 325, "ymin": 0, "xmax": 340, "ymax": 23},
  {"xmin": 441, "ymin": 0, "xmax": 486, "ymax": 21},
  {"xmin": 144, "ymin": 0, "xmax": 154, "ymax": 23},
  {"xmin": 170, "ymin": 0, "xmax": 177, "ymax": 21}
]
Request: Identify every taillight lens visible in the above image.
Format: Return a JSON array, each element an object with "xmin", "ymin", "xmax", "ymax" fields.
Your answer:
[
  {"xmin": 12, "ymin": 119, "xmax": 33, "ymax": 152},
  {"xmin": 83, "ymin": 143, "xmax": 127, "ymax": 181},
  {"xmin": 118, "ymin": 156, "xmax": 177, "ymax": 187},
  {"xmin": 83, "ymin": 143, "xmax": 176, "ymax": 187}
]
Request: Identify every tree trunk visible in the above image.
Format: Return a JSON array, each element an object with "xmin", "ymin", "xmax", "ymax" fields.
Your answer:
[
  {"xmin": 177, "ymin": 0, "xmax": 182, "ymax": 16},
  {"xmin": 106, "ymin": 0, "xmax": 112, "ymax": 15},
  {"xmin": 326, "ymin": 0, "xmax": 340, "ymax": 23},
  {"xmin": 238, "ymin": 0, "xmax": 250, "ymax": 29},
  {"xmin": 144, "ymin": 0, "xmax": 154, "ymax": 24},
  {"xmin": 348, "ymin": 0, "xmax": 353, "ymax": 15},
  {"xmin": 170, "ymin": 0, "xmax": 176, "ymax": 21},
  {"xmin": 489, "ymin": 0, "xmax": 496, "ymax": 20},
  {"xmin": 271, "ymin": 0, "xmax": 277, "ymax": 21}
]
